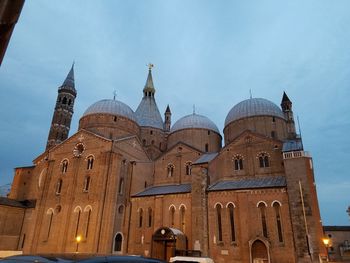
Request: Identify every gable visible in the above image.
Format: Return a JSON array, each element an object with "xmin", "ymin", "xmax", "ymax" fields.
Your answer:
[{"xmin": 113, "ymin": 135, "xmax": 150, "ymax": 161}]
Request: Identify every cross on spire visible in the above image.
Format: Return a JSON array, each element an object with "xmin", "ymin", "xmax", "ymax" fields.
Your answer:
[
  {"xmin": 148, "ymin": 63, "xmax": 154, "ymax": 71},
  {"xmin": 113, "ymin": 90, "xmax": 117, "ymax": 100}
]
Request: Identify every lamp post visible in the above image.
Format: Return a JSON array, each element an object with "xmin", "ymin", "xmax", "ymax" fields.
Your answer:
[
  {"xmin": 76, "ymin": 235, "xmax": 82, "ymax": 253},
  {"xmin": 322, "ymin": 238, "xmax": 330, "ymax": 262}
]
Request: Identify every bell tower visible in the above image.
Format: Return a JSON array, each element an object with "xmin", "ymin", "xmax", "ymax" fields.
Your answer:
[
  {"xmin": 164, "ymin": 105, "xmax": 171, "ymax": 132},
  {"xmin": 46, "ymin": 64, "xmax": 77, "ymax": 150},
  {"xmin": 281, "ymin": 91, "xmax": 296, "ymax": 139}
]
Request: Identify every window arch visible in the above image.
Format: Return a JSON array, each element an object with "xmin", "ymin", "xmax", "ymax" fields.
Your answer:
[
  {"xmin": 215, "ymin": 203, "xmax": 223, "ymax": 242},
  {"xmin": 258, "ymin": 202, "xmax": 268, "ymax": 238},
  {"xmin": 233, "ymin": 154, "xmax": 244, "ymax": 171},
  {"xmin": 169, "ymin": 205, "xmax": 176, "ymax": 226},
  {"xmin": 273, "ymin": 202, "xmax": 283, "ymax": 242},
  {"xmin": 61, "ymin": 159, "xmax": 68, "ymax": 173},
  {"xmin": 118, "ymin": 205, "xmax": 124, "ymax": 214},
  {"xmin": 257, "ymin": 152, "xmax": 270, "ymax": 168},
  {"xmin": 180, "ymin": 205, "xmax": 186, "ymax": 233},
  {"xmin": 227, "ymin": 203, "xmax": 236, "ymax": 242},
  {"xmin": 83, "ymin": 176, "xmax": 91, "ymax": 192},
  {"xmin": 167, "ymin": 163, "xmax": 175, "ymax": 177},
  {"xmin": 56, "ymin": 179, "xmax": 63, "ymax": 195},
  {"xmin": 86, "ymin": 156, "xmax": 94, "ymax": 170},
  {"xmin": 114, "ymin": 233, "xmax": 123, "ymax": 252},
  {"xmin": 118, "ymin": 178, "xmax": 124, "ymax": 195},
  {"xmin": 185, "ymin": 161, "xmax": 192, "ymax": 176},
  {"xmin": 138, "ymin": 208, "xmax": 143, "ymax": 228},
  {"xmin": 148, "ymin": 207, "xmax": 153, "ymax": 227}
]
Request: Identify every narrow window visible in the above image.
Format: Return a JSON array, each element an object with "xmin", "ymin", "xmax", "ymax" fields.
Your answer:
[
  {"xmin": 142, "ymin": 139, "xmax": 146, "ymax": 146},
  {"xmin": 87, "ymin": 156, "xmax": 94, "ymax": 170},
  {"xmin": 150, "ymin": 130, "xmax": 153, "ymax": 135},
  {"xmin": 205, "ymin": 143, "xmax": 209, "ymax": 152},
  {"xmin": 151, "ymin": 140, "xmax": 154, "ymax": 145},
  {"xmin": 56, "ymin": 179, "xmax": 63, "ymax": 195},
  {"xmin": 83, "ymin": 176, "xmax": 90, "ymax": 192},
  {"xmin": 62, "ymin": 97, "xmax": 67, "ymax": 104},
  {"xmin": 228, "ymin": 204, "xmax": 236, "ymax": 242},
  {"xmin": 118, "ymin": 178, "xmax": 124, "ymax": 195},
  {"xmin": 180, "ymin": 206, "xmax": 185, "ymax": 232},
  {"xmin": 208, "ymin": 130, "xmax": 210, "ymax": 135},
  {"xmin": 271, "ymin": 131, "xmax": 276, "ymax": 138},
  {"xmin": 68, "ymin": 99, "xmax": 72, "ymax": 106},
  {"xmin": 273, "ymin": 202, "xmax": 283, "ymax": 242},
  {"xmin": 148, "ymin": 208, "xmax": 152, "ymax": 227},
  {"xmin": 75, "ymin": 210, "xmax": 81, "ymax": 238},
  {"xmin": 234, "ymin": 155, "xmax": 244, "ymax": 171},
  {"xmin": 216, "ymin": 204, "xmax": 223, "ymax": 242},
  {"xmin": 185, "ymin": 162, "xmax": 192, "ymax": 175},
  {"xmin": 61, "ymin": 160, "xmax": 68, "ymax": 173},
  {"xmin": 272, "ymin": 116, "xmax": 276, "ymax": 122},
  {"xmin": 258, "ymin": 202, "xmax": 268, "ymax": 238},
  {"xmin": 167, "ymin": 164, "xmax": 174, "ymax": 177},
  {"xmin": 46, "ymin": 210, "xmax": 54, "ymax": 240},
  {"xmin": 84, "ymin": 208, "xmax": 91, "ymax": 238},
  {"xmin": 114, "ymin": 233, "xmax": 122, "ymax": 252},
  {"xmin": 170, "ymin": 206, "xmax": 175, "ymax": 226},
  {"xmin": 139, "ymin": 208, "xmax": 143, "ymax": 228}
]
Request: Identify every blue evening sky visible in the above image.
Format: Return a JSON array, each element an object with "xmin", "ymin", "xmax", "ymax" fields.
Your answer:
[{"xmin": 0, "ymin": 1, "xmax": 349, "ymax": 225}]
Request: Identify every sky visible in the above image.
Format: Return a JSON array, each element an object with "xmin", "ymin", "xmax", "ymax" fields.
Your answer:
[{"xmin": 0, "ymin": 0, "xmax": 349, "ymax": 225}]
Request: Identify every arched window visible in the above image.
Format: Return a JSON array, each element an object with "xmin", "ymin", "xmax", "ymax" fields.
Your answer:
[
  {"xmin": 83, "ymin": 176, "xmax": 90, "ymax": 192},
  {"xmin": 258, "ymin": 202, "xmax": 268, "ymax": 238},
  {"xmin": 167, "ymin": 164, "xmax": 174, "ymax": 177},
  {"xmin": 61, "ymin": 160, "xmax": 68, "ymax": 173},
  {"xmin": 62, "ymin": 97, "xmax": 67, "ymax": 104},
  {"xmin": 138, "ymin": 208, "xmax": 143, "ymax": 228},
  {"xmin": 45, "ymin": 209, "xmax": 54, "ymax": 240},
  {"xmin": 114, "ymin": 233, "xmax": 122, "ymax": 252},
  {"xmin": 56, "ymin": 179, "xmax": 63, "ymax": 195},
  {"xmin": 258, "ymin": 152, "xmax": 270, "ymax": 168},
  {"xmin": 215, "ymin": 204, "xmax": 223, "ymax": 242},
  {"xmin": 227, "ymin": 203, "xmax": 236, "ymax": 242},
  {"xmin": 84, "ymin": 206, "xmax": 92, "ymax": 238},
  {"xmin": 180, "ymin": 205, "xmax": 186, "ymax": 233},
  {"xmin": 68, "ymin": 99, "xmax": 72, "ymax": 106},
  {"xmin": 148, "ymin": 208, "xmax": 153, "ymax": 227},
  {"xmin": 87, "ymin": 156, "xmax": 94, "ymax": 170},
  {"xmin": 185, "ymin": 162, "xmax": 192, "ymax": 175},
  {"xmin": 118, "ymin": 205, "xmax": 124, "ymax": 214},
  {"xmin": 118, "ymin": 178, "xmax": 124, "ymax": 195},
  {"xmin": 73, "ymin": 207, "xmax": 82, "ymax": 239},
  {"xmin": 169, "ymin": 206, "xmax": 175, "ymax": 226},
  {"xmin": 273, "ymin": 202, "xmax": 283, "ymax": 242},
  {"xmin": 233, "ymin": 155, "xmax": 244, "ymax": 171}
]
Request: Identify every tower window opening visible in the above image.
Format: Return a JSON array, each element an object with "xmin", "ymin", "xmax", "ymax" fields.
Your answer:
[
  {"xmin": 62, "ymin": 97, "xmax": 67, "ymax": 104},
  {"xmin": 272, "ymin": 116, "xmax": 276, "ymax": 122},
  {"xmin": 208, "ymin": 130, "xmax": 210, "ymax": 135},
  {"xmin": 68, "ymin": 99, "xmax": 72, "ymax": 106},
  {"xmin": 114, "ymin": 116, "xmax": 117, "ymax": 122},
  {"xmin": 205, "ymin": 143, "xmax": 209, "ymax": 152},
  {"xmin": 271, "ymin": 131, "xmax": 276, "ymax": 138},
  {"xmin": 150, "ymin": 130, "xmax": 153, "ymax": 135},
  {"xmin": 114, "ymin": 233, "xmax": 122, "ymax": 252}
]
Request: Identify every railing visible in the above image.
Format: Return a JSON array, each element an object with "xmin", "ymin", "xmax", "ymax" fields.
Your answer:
[{"xmin": 283, "ymin": 151, "xmax": 310, "ymax": 159}]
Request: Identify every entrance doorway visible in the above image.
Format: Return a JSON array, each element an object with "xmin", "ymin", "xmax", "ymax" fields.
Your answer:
[
  {"xmin": 151, "ymin": 227, "xmax": 186, "ymax": 262},
  {"xmin": 251, "ymin": 239, "xmax": 269, "ymax": 263}
]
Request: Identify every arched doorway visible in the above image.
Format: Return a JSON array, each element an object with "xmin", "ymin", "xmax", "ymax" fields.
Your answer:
[
  {"xmin": 250, "ymin": 239, "xmax": 270, "ymax": 263},
  {"xmin": 151, "ymin": 227, "xmax": 186, "ymax": 262},
  {"xmin": 113, "ymin": 233, "xmax": 123, "ymax": 254}
]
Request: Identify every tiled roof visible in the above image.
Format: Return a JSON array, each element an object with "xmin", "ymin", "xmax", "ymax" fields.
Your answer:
[
  {"xmin": 193, "ymin": 153, "xmax": 218, "ymax": 164},
  {"xmin": 133, "ymin": 184, "xmax": 191, "ymax": 197},
  {"xmin": 0, "ymin": 197, "xmax": 36, "ymax": 208},
  {"xmin": 135, "ymin": 96, "xmax": 164, "ymax": 129},
  {"xmin": 208, "ymin": 176, "xmax": 286, "ymax": 191}
]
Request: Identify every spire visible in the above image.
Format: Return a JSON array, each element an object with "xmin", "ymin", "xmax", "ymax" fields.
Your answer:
[
  {"xmin": 143, "ymin": 63, "xmax": 155, "ymax": 96},
  {"xmin": 61, "ymin": 63, "xmax": 75, "ymax": 90},
  {"xmin": 165, "ymin": 104, "xmax": 171, "ymax": 113},
  {"xmin": 281, "ymin": 91, "xmax": 291, "ymax": 103}
]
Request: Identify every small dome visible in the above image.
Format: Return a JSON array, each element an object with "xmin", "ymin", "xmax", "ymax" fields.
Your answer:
[
  {"xmin": 83, "ymin": 99, "xmax": 137, "ymax": 122},
  {"xmin": 225, "ymin": 98, "xmax": 285, "ymax": 127},
  {"xmin": 171, "ymin": 113, "xmax": 220, "ymax": 134}
]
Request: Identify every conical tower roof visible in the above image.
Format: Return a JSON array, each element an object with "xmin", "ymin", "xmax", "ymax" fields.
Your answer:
[
  {"xmin": 59, "ymin": 63, "xmax": 76, "ymax": 95},
  {"xmin": 281, "ymin": 91, "xmax": 291, "ymax": 103},
  {"xmin": 135, "ymin": 66, "xmax": 164, "ymax": 130}
]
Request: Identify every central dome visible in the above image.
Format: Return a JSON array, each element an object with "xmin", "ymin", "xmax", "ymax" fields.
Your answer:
[
  {"xmin": 171, "ymin": 113, "xmax": 220, "ymax": 134},
  {"xmin": 83, "ymin": 99, "xmax": 137, "ymax": 122},
  {"xmin": 225, "ymin": 98, "xmax": 285, "ymax": 127}
]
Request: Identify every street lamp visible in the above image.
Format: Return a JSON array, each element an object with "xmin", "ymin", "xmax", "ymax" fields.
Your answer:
[
  {"xmin": 322, "ymin": 238, "xmax": 330, "ymax": 262},
  {"xmin": 76, "ymin": 235, "xmax": 82, "ymax": 253}
]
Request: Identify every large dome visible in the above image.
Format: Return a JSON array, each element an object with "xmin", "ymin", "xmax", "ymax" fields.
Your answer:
[
  {"xmin": 171, "ymin": 113, "xmax": 220, "ymax": 134},
  {"xmin": 225, "ymin": 98, "xmax": 285, "ymax": 127},
  {"xmin": 83, "ymin": 99, "xmax": 137, "ymax": 122}
]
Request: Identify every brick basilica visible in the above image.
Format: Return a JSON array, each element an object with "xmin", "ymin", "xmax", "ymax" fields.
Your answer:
[{"xmin": 0, "ymin": 65, "xmax": 326, "ymax": 262}]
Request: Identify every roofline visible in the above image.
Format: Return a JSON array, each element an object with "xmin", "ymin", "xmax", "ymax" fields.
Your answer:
[
  {"xmin": 224, "ymin": 114, "xmax": 286, "ymax": 130},
  {"xmin": 154, "ymin": 141, "xmax": 203, "ymax": 162},
  {"xmin": 170, "ymin": 127, "xmax": 222, "ymax": 138},
  {"xmin": 323, "ymin": 226, "xmax": 350, "ymax": 231},
  {"xmin": 207, "ymin": 185, "xmax": 286, "ymax": 192}
]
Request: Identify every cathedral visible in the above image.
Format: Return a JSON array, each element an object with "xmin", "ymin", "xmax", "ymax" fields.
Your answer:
[{"xmin": 0, "ymin": 65, "xmax": 326, "ymax": 263}]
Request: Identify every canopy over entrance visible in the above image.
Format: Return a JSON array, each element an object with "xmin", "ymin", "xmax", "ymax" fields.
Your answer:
[{"xmin": 152, "ymin": 227, "xmax": 187, "ymax": 261}]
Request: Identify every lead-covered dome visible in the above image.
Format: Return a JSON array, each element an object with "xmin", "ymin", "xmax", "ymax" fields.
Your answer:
[
  {"xmin": 171, "ymin": 113, "xmax": 220, "ymax": 134},
  {"xmin": 225, "ymin": 98, "xmax": 285, "ymax": 127},
  {"xmin": 83, "ymin": 99, "xmax": 137, "ymax": 122}
]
